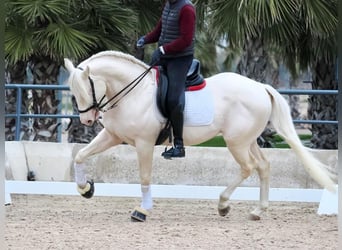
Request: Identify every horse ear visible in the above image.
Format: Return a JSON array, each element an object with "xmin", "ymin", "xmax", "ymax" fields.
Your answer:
[
  {"xmin": 64, "ymin": 58, "xmax": 75, "ymax": 73},
  {"xmin": 83, "ymin": 65, "xmax": 90, "ymax": 78}
]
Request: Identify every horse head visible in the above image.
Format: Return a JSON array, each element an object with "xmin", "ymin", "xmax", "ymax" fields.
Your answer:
[{"xmin": 64, "ymin": 58, "xmax": 107, "ymax": 126}]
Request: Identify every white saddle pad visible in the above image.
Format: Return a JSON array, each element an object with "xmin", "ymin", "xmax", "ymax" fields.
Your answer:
[{"xmin": 184, "ymin": 87, "xmax": 214, "ymax": 126}]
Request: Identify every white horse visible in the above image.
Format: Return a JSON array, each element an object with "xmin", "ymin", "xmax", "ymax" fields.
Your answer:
[{"xmin": 64, "ymin": 50, "xmax": 335, "ymax": 221}]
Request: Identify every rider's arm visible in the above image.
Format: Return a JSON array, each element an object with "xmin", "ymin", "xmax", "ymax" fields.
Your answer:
[{"xmin": 144, "ymin": 19, "xmax": 162, "ymax": 44}]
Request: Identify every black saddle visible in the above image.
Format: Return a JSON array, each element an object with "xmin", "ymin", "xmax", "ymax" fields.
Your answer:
[{"xmin": 185, "ymin": 59, "xmax": 204, "ymax": 88}]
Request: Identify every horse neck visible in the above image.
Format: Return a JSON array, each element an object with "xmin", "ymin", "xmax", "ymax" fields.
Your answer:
[
  {"xmin": 90, "ymin": 57, "xmax": 151, "ymax": 95},
  {"xmin": 85, "ymin": 56, "xmax": 155, "ymax": 111}
]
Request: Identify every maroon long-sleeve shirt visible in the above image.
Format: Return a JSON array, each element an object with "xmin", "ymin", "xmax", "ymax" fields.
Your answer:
[{"xmin": 144, "ymin": 5, "xmax": 196, "ymax": 55}]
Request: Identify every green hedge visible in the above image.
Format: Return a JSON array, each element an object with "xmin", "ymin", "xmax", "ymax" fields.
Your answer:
[{"xmin": 195, "ymin": 134, "xmax": 312, "ymax": 148}]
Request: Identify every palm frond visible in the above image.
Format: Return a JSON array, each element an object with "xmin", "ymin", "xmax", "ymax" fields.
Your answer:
[
  {"xmin": 300, "ymin": 0, "xmax": 337, "ymax": 37},
  {"xmin": 36, "ymin": 21, "xmax": 97, "ymax": 62},
  {"xmin": 9, "ymin": 0, "xmax": 68, "ymax": 25},
  {"xmin": 5, "ymin": 25, "xmax": 34, "ymax": 64}
]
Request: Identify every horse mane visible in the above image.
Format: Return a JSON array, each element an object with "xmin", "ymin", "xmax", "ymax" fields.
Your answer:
[{"xmin": 78, "ymin": 50, "xmax": 150, "ymax": 69}]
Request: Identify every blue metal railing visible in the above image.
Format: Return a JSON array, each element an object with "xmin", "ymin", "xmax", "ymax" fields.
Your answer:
[
  {"xmin": 5, "ymin": 84, "xmax": 339, "ymax": 141},
  {"xmin": 277, "ymin": 89, "xmax": 338, "ymax": 125},
  {"xmin": 5, "ymin": 84, "xmax": 79, "ymax": 141}
]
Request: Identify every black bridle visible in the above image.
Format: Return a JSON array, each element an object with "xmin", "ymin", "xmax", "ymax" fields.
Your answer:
[
  {"xmin": 76, "ymin": 65, "xmax": 154, "ymax": 114},
  {"xmin": 76, "ymin": 75, "xmax": 106, "ymax": 113}
]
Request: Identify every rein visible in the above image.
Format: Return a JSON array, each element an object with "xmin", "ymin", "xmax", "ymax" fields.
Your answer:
[
  {"xmin": 99, "ymin": 65, "xmax": 154, "ymax": 111},
  {"xmin": 77, "ymin": 64, "xmax": 154, "ymax": 113}
]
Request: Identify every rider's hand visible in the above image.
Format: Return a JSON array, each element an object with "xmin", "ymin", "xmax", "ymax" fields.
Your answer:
[
  {"xmin": 136, "ymin": 36, "xmax": 145, "ymax": 48},
  {"xmin": 151, "ymin": 46, "xmax": 164, "ymax": 65}
]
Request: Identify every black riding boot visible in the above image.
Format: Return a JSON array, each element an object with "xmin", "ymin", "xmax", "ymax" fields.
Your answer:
[{"xmin": 162, "ymin": 106, "xmax": 185, "ymax": 159}]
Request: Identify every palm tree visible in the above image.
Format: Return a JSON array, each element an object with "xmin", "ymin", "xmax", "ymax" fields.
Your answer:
[
  {"xmin": 293, "ymin": 1, "xmax": 337, "ymax": 149},
  {"xmin": 5, "ymin": 0, "xmax": 136, "ymax": 142},
  {"xmin": 201, "ymin": 0, "xmax": 337, "ymax": 149}
]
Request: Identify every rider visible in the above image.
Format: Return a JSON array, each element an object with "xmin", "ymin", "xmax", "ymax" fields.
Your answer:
[{"xmin": 136, "ymin": 0, "xmax": 196, "ymax": 159}]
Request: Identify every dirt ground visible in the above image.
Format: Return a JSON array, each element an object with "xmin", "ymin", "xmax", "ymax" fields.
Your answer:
[{"xmin": 5, "ymin": 194, "xmax": 337, "ymax": 250}]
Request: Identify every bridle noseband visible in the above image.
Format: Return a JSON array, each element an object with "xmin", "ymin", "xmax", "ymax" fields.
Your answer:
[{"xmin": 76, "ymin": 64, "xmax": 154, "ymax": 114}]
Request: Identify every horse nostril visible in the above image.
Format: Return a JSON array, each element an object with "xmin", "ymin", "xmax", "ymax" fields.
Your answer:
[{"xmin": 87, "ymin": 120, "xmax": 93, "ymax": 125}]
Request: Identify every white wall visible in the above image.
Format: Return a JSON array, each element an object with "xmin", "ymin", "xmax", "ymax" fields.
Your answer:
[{"xmin": 5, "ymin": 141, "xmax": 337, "ymax": 189}]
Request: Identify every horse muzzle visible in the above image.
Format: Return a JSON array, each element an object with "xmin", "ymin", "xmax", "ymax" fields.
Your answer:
[{"xmin": 80, "ymin": 109, "xmax": 100, "ymax": 127}]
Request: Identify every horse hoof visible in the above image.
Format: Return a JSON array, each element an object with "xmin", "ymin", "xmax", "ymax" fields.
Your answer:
[
  {"xmin": 248, "ymin": 213, "xmax": 261, "ymax": 221},
  {"xmin": 218, "ymin": 205, "xmax": 230, "ymax": 217},
  {"xmin": 131, "ymin": 207, "xmax": 149, "ymax": 222},
  {"xmin": 77, "ymin": 180, "xmax": 95, "ymax": 199}
]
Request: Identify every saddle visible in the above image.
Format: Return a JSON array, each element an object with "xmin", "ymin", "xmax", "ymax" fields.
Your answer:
[{"xmin": 155, "ymin": 59, "xmax": 205, "ymax": 145}]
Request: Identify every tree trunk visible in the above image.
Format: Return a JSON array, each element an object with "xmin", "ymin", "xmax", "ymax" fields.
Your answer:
[
  {"xmin": 308, "ymin": 59, "xmax": 337, "ymax": 149},
  {"xmin": 236, "ymin": 37, "xmax": 279, "ymax": 147},
  {"xmin": 5, "ymin": 61, "xmax": 30, "ymax": 141},
  {"xmin": 28, "ymin": 56, "xmax": 61, "ymax": 142},
  {"xmin": 236, "ymin": 37, "xmax": 279, "ymax": 86}
]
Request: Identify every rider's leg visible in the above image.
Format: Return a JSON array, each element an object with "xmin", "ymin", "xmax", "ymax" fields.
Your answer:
[
  {"xmin": 162, "ymin": 102, "xmax": 185, "ymax": 158},
  {"xmin": 161, "ymin": 55, "xmax": 192, "ymax": 159}
]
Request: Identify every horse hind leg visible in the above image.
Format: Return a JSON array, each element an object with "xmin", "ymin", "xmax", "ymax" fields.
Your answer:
[
  {"xmin": 248, "ymin": 142, "xmax": 270, "ymax": 220},
  {"xmin": 218, "ymin": 144, "xmax": 256, "ymax": 217},
  {"xmin": 218, "ymin": 142, "xmax": 270, "ymax": 220}
]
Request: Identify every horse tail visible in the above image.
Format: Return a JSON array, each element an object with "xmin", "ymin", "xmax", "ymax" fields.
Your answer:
[{"xmin": 264, "ymin": 84, "xmax": 336, "ymax": 193}]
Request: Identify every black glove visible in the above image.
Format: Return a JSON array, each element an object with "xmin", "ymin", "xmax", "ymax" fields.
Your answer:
[
  {"xmin": 136, "ymin": 36, "xmax": 145, "ymax": 48},
  {"xmin": 151, "ymin": 47, "xmax": 163, "ymax": 65}
]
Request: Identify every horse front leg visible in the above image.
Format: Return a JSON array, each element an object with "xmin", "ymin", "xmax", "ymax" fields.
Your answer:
[
  {"xmin": 130, "ymin": 140, "xmax": 155, "ymax": 222},
  {"xmin": 74, "ymin": 128, "xmax": 122, "ymax": 198}
]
